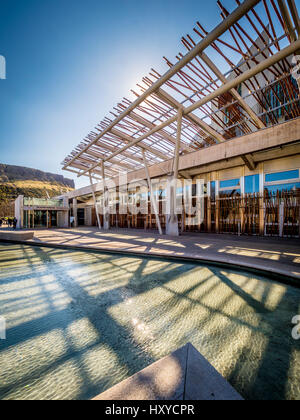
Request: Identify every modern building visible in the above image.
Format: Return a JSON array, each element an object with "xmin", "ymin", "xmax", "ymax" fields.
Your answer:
[
  {"xmin": 15, "ymin": 196, "xmax": 69, "ymax": 229},
  {"xmin": 16, "ymin": 0, "xmax": 300, "ymax": 237}
]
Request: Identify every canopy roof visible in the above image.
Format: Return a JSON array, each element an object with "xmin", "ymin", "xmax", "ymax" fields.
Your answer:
[{"xmin": 62, "ymin": 0, "xmax": 300, "ymax": 182}]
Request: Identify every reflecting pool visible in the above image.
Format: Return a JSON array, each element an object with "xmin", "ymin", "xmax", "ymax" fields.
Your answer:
[{"xmin": 0, "ymin": 243, "xmax": 299, "ymax": 400}]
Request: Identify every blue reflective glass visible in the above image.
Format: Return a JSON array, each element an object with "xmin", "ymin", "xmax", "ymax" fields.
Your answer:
[
  {"xmin": 220, "ymin": 179, "xmax": 240, "ymax": 188},
  {"xmin": 219, "ymin": 189, "xmax": 241, "ymax": 197},
  {"xmin": 245, "ymin": 174, "xmax": 260, "ymax": 193},
  {"xmin": 265, "ymin": 170, "xmax": 299, "ymax": 183},
  {"xmin": 157, "ymin": 189, "xmax": 166, "ymax": 198},
  {"xmin": 210, "ymin": 181, "xmax": 216, "ymax": 199},
  {"xmin": 265, "ymin": 183, "xmax": 300, "ymax": 194}
]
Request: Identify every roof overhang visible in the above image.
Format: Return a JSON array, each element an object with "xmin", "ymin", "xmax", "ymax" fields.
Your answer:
[{"xmin": 62, "ymin": 0, "xmax": 300, "ymax": 184}]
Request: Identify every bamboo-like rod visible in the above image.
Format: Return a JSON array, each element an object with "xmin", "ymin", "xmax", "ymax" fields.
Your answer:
[
  {"xmin": 142, "ymin": 150, "xmax": 163, "ymax": 235},
  {"xmin": 89, "ymin": 172, "xmax": 102, "ymax": 230},
  {"xmin": 63, "ymin": 0, "xmax": 261, "ymax": 170},
  {"xmin": 79, "ymin": 39, "xmax": 300, "ymax": 177}
]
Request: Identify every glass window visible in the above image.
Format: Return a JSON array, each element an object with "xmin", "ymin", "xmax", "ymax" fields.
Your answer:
[
  {"xmin": 265, "ymin": 183, "xmax": 300, "ymax": 194},
  {"xmin": 219, "ymin": 189, "xmax": 241, "ymax": 198},
  {"xmin": 220, "ymin": 179, "xmax": 240, "ymax": 189},
  {"xmin": 34, "ymin": 210, "xmax": 48, "ymax": 227},
  {"xmin": 210, "ymin": 181, "xmax": 216, "ymax": 200},
  {"xmin": 265, "ymin": 170, "xmax": 299, "ymax": 183},
  {"xmin": 24, "ymin": 198, "xmax": 64, "ymax": 207},
  {"xmin": 156, "ymin": 189, "xmax": 166, "ymax": 200},
  {"xmin": 245, "ymin": 174, "xmax": 260, "ymax": 193}
]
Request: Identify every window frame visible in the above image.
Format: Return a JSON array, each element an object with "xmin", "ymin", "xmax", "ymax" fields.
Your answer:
[{"xmin": 264, "ymin": 169, "xmax": 300, "ymax": 187}]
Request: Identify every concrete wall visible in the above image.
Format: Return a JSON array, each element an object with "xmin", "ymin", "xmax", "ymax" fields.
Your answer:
[
  {"xmin": 84, "ymin": 207, "xmax": 92, "ymax": 226},
  {"xmin": 211, "ymin": 31, "xmax": 271, "ymax": 134},
  {"xmin": 57, "ymin": 211, "xmax": 69, "ymax": 228},
  {"xmin": 61, "ymin": 119, "xmax": 300, "ymax": 202},
  {"xmin": 14, "ymin": 195, "xmax": 23, "ymax": 229}
]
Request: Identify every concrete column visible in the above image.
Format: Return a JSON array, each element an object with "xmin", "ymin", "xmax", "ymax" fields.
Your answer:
[
  {"xmin": 142, "ymin": 150, "xmax": 163, "ymax": 235},
  {"xmin": 240, "ymin": 174, "xmax": 245, "ymax": 234},
  {"xmin": 57, "ymin": 211, "xmax": 66, "ymax": 228},
  {"xmin": 207, "ymin": 181, "xmax": 212, "ymax": 233},
  {"xmin": 215, "ymin": 181, "xmax": 220, "ymax": 234},
  {"xmin": 62, "ymin": 197, "xmax": 70, "ymax": 228},
  {"xmin": 15, "ymin": 195, "xmax": 23, "ymax": 229},
  {"xmin": 89, "ymin": 172, "xmax": 102, "ymax": 230},
  {"xmin": 101, "ymin": 162, "xmax": 110, "ymax": 230},
  {"xmin": 73, "ymin": 198, "xmax": 78, "ymax": 228},
  {"xmin": 259, "ymin": 163, "xmax": 265, "ymax": 236},
  {"xmin": 166, "ymin": 109, "xmax": 182, "ymax": 236},
  {"xmin": 85, "ymin": 207, "xmax": 92, "ymax": 226},
  {"xmin": 279, "ymin": 202, "xmax": 284, "ymax": 237}
]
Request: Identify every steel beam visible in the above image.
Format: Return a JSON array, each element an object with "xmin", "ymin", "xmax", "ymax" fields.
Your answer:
[
  {"xmin": 63, "ymin": 0, "xmax": 261, "ymax": 171},
  {"xmin": 142, "ymin": 150, "xmax": 163, "ymax": 235},
  {"xmin": 78, "ymin": 38, "xmax": 300, "ymax": 177},
  {"xmin": 278, "ymin": 0, "xmax": 297, "ymax": 41},
  {"xmin": 166, "ymin": 109, "xmax": 183, "ymax": 236},
  {"xmin": 101, "ymin": 162, "xmax": 110, "ymax": 230},
  {"xmin": 89, "ymin": 171, "xmax": 102, "ymax": 230},
  {"xmin": 128, "ymin": 110, "xmax": 194, "ymax": 152},
  {"xmin": 155, "ymin": 88, "xmax": 226, "ymax": 143},
  {"xmin": 110, "ymin": 127, "xmax": 167, "ymax": 161},
  {"xmin": 199, "ymin": 52, "xmax": 265, "ymax": 129},
  {"xmin": 287, "ymin": 0, "xmax": 300, "ymax": 36}
]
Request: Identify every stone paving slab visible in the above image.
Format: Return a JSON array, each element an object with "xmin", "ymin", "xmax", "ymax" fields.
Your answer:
[
  {"xmin": 93, "ymin": 343, "xmax": 243, "ymax": 401},
  {"xmin": 16, "ymin": 227, "xmax": 300, "ymax": 282},
  {"xmin": 0, "ymin": 230, "xmax": 34, "ymax": 241},
  {"xmin": 184, "ymin": 344, "xmax": 243, "ymax": 400}
]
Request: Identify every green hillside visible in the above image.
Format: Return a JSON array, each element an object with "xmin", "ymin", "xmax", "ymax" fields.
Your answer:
[{"xmin": 0, "ymin": 164, "xmax": 74, "ymax": 217}]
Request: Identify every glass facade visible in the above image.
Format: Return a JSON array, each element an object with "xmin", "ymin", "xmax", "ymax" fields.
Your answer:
[
  {"xmin": 210, "ymin": 181, "xmax": 216, "ymax": 200},
  {"xmin": 23, "ymin": 210, "xmax": 58, "ymax": 228},
  {"xmin": 219, "ymin": 178, "xmax": 241, "ymax": 197},
  {"xmin": 265, "ymin": 183, "xmax": 300, "ymax": 194},
  {"xmin": 262, "ymin": 76, "xmax": 299, "ymax": 126},
  {"xmin": 265, "ymin": 170, "xmax": 299, "ymax": 183},
  {"xmin": 220, "ymin": 179, "xmax": 240, "ymax": 189},
  {"xmin": 245, "ymin": 174, "xmax": 260, "ymax": 193},
  {"xmin": 219, "ymin": 189, "xmax": 241, "ymax": 198},
  {"xmin": 264, "ymin": 169, "xmax": 300, "ymax": 195},
  {"xmin": 24, "ymin": 198, "xmax": 64, "ymax": 207}
]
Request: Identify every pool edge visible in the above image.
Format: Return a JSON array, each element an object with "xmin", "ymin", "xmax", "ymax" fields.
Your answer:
[{"xmin": 1, "ymin": 238, "xmax": 299, "ymax": 288}]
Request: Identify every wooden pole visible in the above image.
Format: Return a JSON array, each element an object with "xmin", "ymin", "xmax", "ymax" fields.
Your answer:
[
  {"xmin": 166, "ymin": 109, "xmax": 183, "ymax": 236},
  {"xmin": 89, "ymin": 171, "xmax": 102, "ymax": 230},
  {"xmin": 101, "ymin": 162, "xmax": 110, "ymax": 230},
  {"xmin": 142, "ymin": 150, "xmax": 163, "ymax": 235},
  {"xmin": 77, "ymin": 39, "xmax": 300, "ymax": 177}
]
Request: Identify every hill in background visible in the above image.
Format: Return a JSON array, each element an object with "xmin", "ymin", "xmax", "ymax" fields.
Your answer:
[{"xmin": 0, "ymin": 164, "xmax": 75, "ymax": 217}]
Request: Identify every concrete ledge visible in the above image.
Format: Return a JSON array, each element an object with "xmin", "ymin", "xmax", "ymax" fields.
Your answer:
[
  {"xmin": 93, "ymin": 343, "xmax": 243, "ymax": 401},
  {"xmin": 1, "ymin": 237, "xmax": 299, "ymax": 287},
  {"xmin": 0, "ymin": 231, "xmax": 34, "ymax": 241}
]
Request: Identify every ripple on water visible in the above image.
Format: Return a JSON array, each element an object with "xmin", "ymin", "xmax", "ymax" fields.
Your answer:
[{"xmin": 0, "ymin": 243, "xmax": 299, "ymax": 400}]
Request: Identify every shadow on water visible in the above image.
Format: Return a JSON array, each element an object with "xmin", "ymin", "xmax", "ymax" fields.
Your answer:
[
  {"xmin": 0, "ymin": 244, "xmax": 195, "ymax": 400},
  {"xmin": 213, "ymin": 269, "xmax": 299, "ymax": 400},
  {"xmin": 0, "ymin": 243, "xmax": 299, "ymax": 400}
]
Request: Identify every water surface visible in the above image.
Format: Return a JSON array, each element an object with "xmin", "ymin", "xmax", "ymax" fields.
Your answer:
[{"xmin": 0, "ymin": 242, "xmax": 299, "ymax": 400}]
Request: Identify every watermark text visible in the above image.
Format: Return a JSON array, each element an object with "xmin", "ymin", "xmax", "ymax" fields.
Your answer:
[
  {"xmin": 0, "ymin": 317, "xmax": 6, "ymax": 340},
  {"xmin": 0, "ymin": 55, "xmax": 6, "ymax": 79},
  {"xmin": 292, "ymin": 315, "xmax": 300, "ymax": 340}
]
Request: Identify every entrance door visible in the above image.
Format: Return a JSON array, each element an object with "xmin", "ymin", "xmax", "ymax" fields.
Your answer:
[
  {"xmin": 77, "ymin": 209, "xmax": 85, "ymax": 226},
  {"xmin": 34, "ymin": 211, "xmax": 47, "ymax": 227},
  {"xmin": 48, "ymin": 211, "xmax": 57, "ymax": 228}
]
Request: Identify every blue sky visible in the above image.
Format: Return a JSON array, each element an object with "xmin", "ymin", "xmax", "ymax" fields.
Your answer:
[{"xmin": 0, "ymin": 0, "xmax": 236, "ymax": 188}]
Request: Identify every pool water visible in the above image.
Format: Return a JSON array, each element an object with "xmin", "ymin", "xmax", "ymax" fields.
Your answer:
[{"xmin": 0, "ymin": 242, "xmax": 299, "ymax": 400}]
